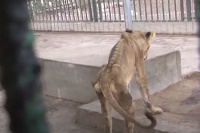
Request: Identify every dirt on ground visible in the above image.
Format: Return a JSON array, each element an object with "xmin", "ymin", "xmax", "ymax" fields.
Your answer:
[{"xmin": 132, "ymin": 72, "xmax": 200, "ymax": 133}]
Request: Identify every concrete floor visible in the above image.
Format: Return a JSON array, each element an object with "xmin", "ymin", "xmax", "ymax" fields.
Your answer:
[
  {"xmin": 34, "ymin": 32, "xmax": 199, "ymax": 75},
  {"xmin": 0, "ymin": 91, "xmax": 103, "ymax": 133},
  {"xmin": 1, "ymin": 72, "xmax": 199, "ymax": 133},
  {"xmin": 0, "ymin": 32, "xmax": 199, "ymax": 133},
  {"xmin": 77, "ymin": 72, "xmax": 200, "ymax": 133}
]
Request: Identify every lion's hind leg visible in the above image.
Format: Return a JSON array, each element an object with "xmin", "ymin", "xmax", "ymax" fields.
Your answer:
[
  {"xmin": 96, "ymin": 91, "xmax": 113, "ymax": 133},
  {"xmin": 114, "ymin": 88, "xmax": 136, "ymax": 133}
]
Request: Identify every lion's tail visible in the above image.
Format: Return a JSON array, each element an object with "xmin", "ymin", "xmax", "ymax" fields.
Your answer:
[{"xmin": 102, "ymin": 85, "xmax": 156, "ymax": 129}]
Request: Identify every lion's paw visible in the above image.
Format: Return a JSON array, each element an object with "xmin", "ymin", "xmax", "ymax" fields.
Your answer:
[{"xmin": 146, "ymin": 106, "xmax": 163, "ymax": 115}]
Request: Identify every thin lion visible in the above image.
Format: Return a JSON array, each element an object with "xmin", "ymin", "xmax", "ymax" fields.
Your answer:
[{"xmin": 91, "ymin": 29, "xmax": 163, "ymax": 133}]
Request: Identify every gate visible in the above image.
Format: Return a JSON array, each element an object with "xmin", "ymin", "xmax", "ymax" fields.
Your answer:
[{"xmin": 27, "ymin": 0, "xmax": 198, "ymax": 34}]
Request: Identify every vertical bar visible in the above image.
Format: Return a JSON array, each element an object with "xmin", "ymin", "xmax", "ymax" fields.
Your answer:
[
  {"xmin": 168, "ymin": 0, "xmax": 171, "ymax": 21},
  {"xmin": 195, "ymin": 0, "xmax": 199, "ymax": 22},
  {"xmin": 31, "ymin": 0, "xmax": 37, "ymax": 30},
  {"xmin": 174, "ymin": 0, "xmax": 178, "ymax": 21},
  {"xmin": 112, "ymin": 0, "xmax": 116, "ymax": 21},
  {"xmin": 83, "ymin": 0, "xmax": 88, "ymax": 31},
  {"xmin": 58, "ymin": 0, "xmax": 64, "ymax": 30},
  {"xmin": 61, "ymin": 0, "xmax": 68, "ymax": 30},
  {"xmin": 88, "ymin": 0, "xmax": 93, "ymax": 21},
  {"xmin": 66, "ymin": 0, "xmax": 71, "ymax": 21},
  {"xmin": 92, "ymin": 0, "xmax": 98, "ymax": 22},
  {"xmin": 70, "ymin": 0, "xmax": 76, "ymax": 21},
  {"xmin": 117, "ymin": 0, "xmax": 121, "ymax": 21},
  {"xmin": 124, "ymin": 0, "xmax": 133, "ymax": 29},
  {"xmin": 62, "ymin": 0, "xmax": 68, "ymax": 21},
  {"xmin": 150, "ymin": 0, "xmax": 153, "ymax": 20},
  {"xmin": 186, "ymin": 0, "xmax": 192, "ymax": 21},
  {"xmin": 51, "ymin": 0, "xmax": 57, "ymax": 30},
  {"xmin": 180, "ymin": 0, "xmax": 185, "ymax": 21},
  {"xmin": 155, "ymin": 0, "xmax": 159, "ymax": 20},
  {"xmin": 74, "ymin": 0, "xmax": 80, "ymax": 21},
  {"xmin": 43, "ymin": 0, "xmax": 50, "ymax": 30},
  {"xmin": 0, "ymin": 0, "xmax": 50, "ymax": 132},
  {"xmin": 40, "ymin": 0, "xmax": 46, "ymax": 31},
  {"xmin": 144, "ymin": 0, "xmax": 148, "ymax": 21},
  {"xmin": 138, "ymin": 0, "xmax": 142, "ymax": 20},
  {"xmin": 83, "ymin": 0, "xmax": 88, "ymax": 21},
  {"xmin": 27, "ymin": 1, "xmax": 33, "ymax": 29},
  {"xmin": 65, "ymin": 0, "xmax": 72, "ymax": 30},
  {"xmin": 197, "ymin": 0, "xmax": 200, "ymax": 70},
  {"xmin": 27, "ymin": 1, "xmax": 35, "ymax": 29},
  {"xmin": 98, "ymin": 0, "xmax": 102, "ymax": 21},
  {"xmin": 47, "ymin": 0, "xmax": 52, "ymax": 31},
  {"xmin": 133, "ymin": 0, "xmax": 137, "ymax": 20},
  {"xmin": 79, "ymin": 0, "xmax": 84, "ymax": 21},
  {"xmin": 161, "ymin": 0, "xmax": 165, "ymax": 21},
  {"xmin": 107, "ymin": 0, "xmax": 112, "ymax": 21},
  {"xmin": 103, "ymin": 0, "xmax": 107, "ymax": 21},
  {"xmin": 35, "ymin": 0, "xmax": 42, "ymax": 30},
  {"xmin": 55, "ymin": 0, "xmax": 60, "ymax": 28}
]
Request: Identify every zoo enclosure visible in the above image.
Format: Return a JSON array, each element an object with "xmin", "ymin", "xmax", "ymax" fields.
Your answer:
[{"xmin": 28, "ymin": 0, "xmax": 198, "ymax": 34}]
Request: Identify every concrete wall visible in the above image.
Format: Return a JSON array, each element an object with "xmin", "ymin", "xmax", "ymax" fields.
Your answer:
[
  {"xmin": 40, "ymin": 50, "xmax": 181, "ymax": 103},
  {"xmin": 129, "ymin": 50, "xmax": 182, "ymax": 99},
  {"xmin": 40, "ymin": 59, "xmax": 100, "ymax": 103}
]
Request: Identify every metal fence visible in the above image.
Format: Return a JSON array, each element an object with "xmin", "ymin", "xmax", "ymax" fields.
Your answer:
[{"xmin": 28, "ymin": 0, "xmax": 198, "ymax": 34}]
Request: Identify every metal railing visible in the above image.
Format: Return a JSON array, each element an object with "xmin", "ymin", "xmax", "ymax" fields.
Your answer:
[{"xmin": 27, "ymin": 0, "xmax": 198, "ymax": 34}]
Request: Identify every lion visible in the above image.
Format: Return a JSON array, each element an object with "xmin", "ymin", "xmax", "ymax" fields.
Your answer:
[{"xmin": 91, "ymin": 29, "xmax": 163, "ymax": 133}]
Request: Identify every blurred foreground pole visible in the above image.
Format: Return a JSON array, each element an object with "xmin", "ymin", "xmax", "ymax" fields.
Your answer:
[
  {"xmin": 0, "ymin": 0, "xmax": 49, "ymax": 133},
  {"xmin": 197, "ymin": 0, "xmax": 200, "ymax": 70}
]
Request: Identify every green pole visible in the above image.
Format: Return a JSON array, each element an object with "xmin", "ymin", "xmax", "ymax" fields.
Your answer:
[{"xmin": 0, "ymin": 0, "xmax": 50, "ymax": 133}]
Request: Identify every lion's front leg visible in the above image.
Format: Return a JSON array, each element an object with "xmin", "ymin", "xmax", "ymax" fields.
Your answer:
[{"xmin": 135, "ymin": 61, "xmax": 163, "ymax": 114}]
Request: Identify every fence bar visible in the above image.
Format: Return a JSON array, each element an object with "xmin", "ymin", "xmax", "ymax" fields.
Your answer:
[
  {"xmin": 168, "ymin": 0, "xmax": 171, "ymax": 21},
  {"xmin": 117, "ymin": 0, "xmax": 122, "ymax": 21},
  {"xmin": 79, "ymin": 0, "xmax": 84, "ymax": 21},
  {"xmin": 27, "ymin": 1, "xmax": 35, "ymax": 28},
  {"xmin": 51, "ymin": 0, "xmax": 57, "ymax": 30},
  {"xmin": 133, "ymin": 0, "xmax": 137, "ymax": 21},
  {"xmin": 47, "ymin": 0, "xmax": 52, "ymax": 30},
  {"xmin": 43, "ymin": 0, "xmax": 49, "ymax": 30},
  {"xmin": 75, "ymin": 0, "xmax": 80, "ymax": 21},
  {"xmin": 98, "ymin": 0, "xmax": 102, "ymax": 21},
  {"xmin": 150, "ymin": 0, "xmax": 153, "ymax": 20},
  {"xmin": 70, "ymin": 0, "xmax": 76, "ymax": 21},
  {"xmin": 83, "ymin": 0, "xmax": 88, "ymax": 21},
  {"xmin": 144, "ymin": 0, "xmax": 148, "ymax": 20},
  {"xmin": 180, "ymin": 0, "xmax": 185, "ymax": 21},
  {"xmin": 66, "ymin": 0, "xmax": 71, "ymax": 21},
  {"xmin": 156, "ymin": 0, "xmax": 159, "ymax": 20},
  {"xmin": 108, "ymin": 0, "xmax": 112, "ymax": 20},
  {"xmin": 186, "ymin": 0, "xmax": 192, "ymax": 21},
  {"xmin": 88, "ymin": 0, "xmax": 93, "ymax": 21},
  {"xmin": 112, "ymin": 0, "xmax": 117, "ymax": 21},
  {"xmin": 161, "ymin": 0, "xmax": 165, "ymax": 21},
  {"xmin": 55, "ymin": 0, "xmax": 60, "ymax": 21},
  {"xmin": 92, "ymin": 0, "xmax": 98, "ymax": 22},
  {"xmin": 138, "ymin": 0, "xmax": 142, "ymax": 20},
  {"xmin": 103, "ymin": 0, "xmax": 107, "ymax": 21},
  {"xmin": 61, "ymin": 0, "xmax": 68, "ymax": 30},
  {"xmin": 174, "ymin": 0, "xmax": 178, "ymax": 21},
  {"xmin": 124, "ymin": 0, "xmax": 133, "ymax": 29}
]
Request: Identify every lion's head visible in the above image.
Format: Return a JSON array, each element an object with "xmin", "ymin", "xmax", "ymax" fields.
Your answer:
[{"xmin": 125, "ymin": 29, "xmax": 156, "ymax": 60}]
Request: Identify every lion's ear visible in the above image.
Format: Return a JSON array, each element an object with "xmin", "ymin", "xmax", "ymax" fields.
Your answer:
[
  {"xmin": 146, "ymin": 31, "xmax": 156, "ymax": 38},
  {"xmin": 125, "ymin": 28, "xmax": 133, "ymax": 33}
]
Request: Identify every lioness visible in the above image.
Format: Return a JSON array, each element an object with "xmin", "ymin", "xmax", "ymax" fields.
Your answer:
[{"xmin": 91, "ymin": 29, "xmax": 163, "ymax": 133}]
